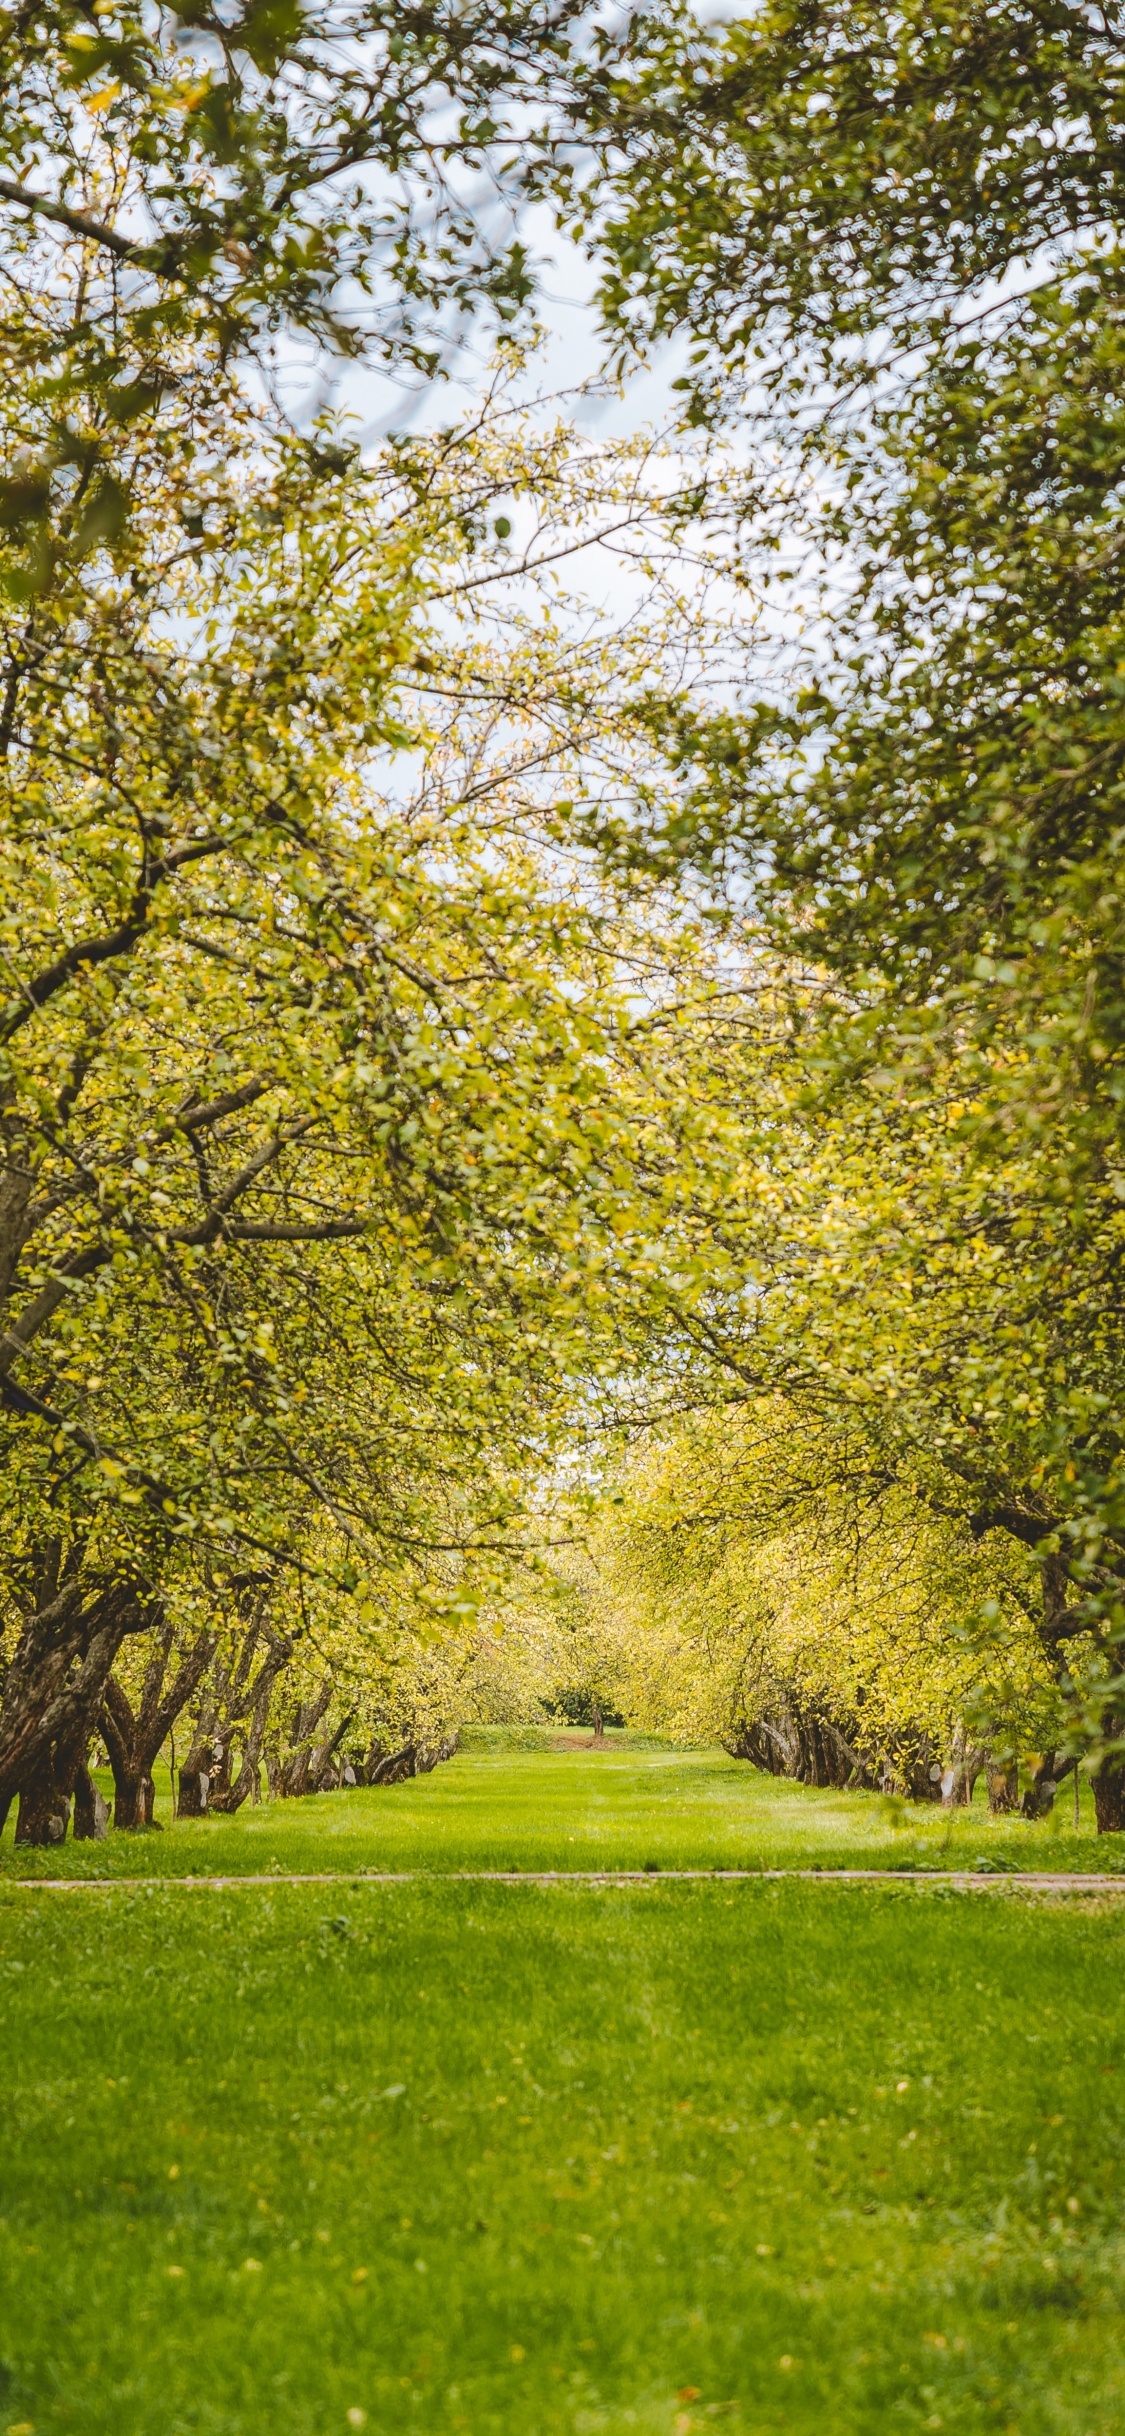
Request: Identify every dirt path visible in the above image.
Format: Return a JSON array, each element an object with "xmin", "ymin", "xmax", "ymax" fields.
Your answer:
[{"xmin": 6, "ymin": 1868, "xmax": 1125, "ymax": 1893}]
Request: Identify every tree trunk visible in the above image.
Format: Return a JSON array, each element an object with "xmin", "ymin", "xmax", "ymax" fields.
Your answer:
[
  {"xmin": 305, "ymin": 1710, "xmax": 355, "ymax": 1793},
  {"xmin": 0, "ymin": 1577, "xmax": 149, "ymax": 1822},
  {"xmin": 1, "ymin": 1576, "xmax": 154, "ymax": 1842},
  {"xmin": 72, "ymin": 1762, "xmax": 109, "ymax": 1841},
  {"xmin": 1022, "ymin": 1752, "xmax": 1059, "ymax": 1819},
  {"xmin": 208, "ymin": 1735, "xmax": 235, "ymax": 1807},
  {"xmin": 109, "ymin": 1769, "xmax": 155, "ymax": 1830},
  {"xmin": 987, "ymin": 1759, "xmax": 1019, "ymax": 1813},
  {"xmin": 1092, "ymin": 1748, "xmax": 1125, "ymax": 1833},
  {"xmin": 175, "ymin": 1680, "xmax": 226, "ymax": 1817},
  {"xmin": 208, "ymin": 1633, "xmax": 292, "ymax": 1813},
  {"xmin": 369, "ymin": 1742, "xmax": 417, "ymax": 1785},
  {"xmin": 102, "ymin": 1622, "xmax": 216, "ymax": 1829},
  {"xmin": 15, "ymin": 1756, "xmax": 71, "ymax": 1846},
  {"xmin": 415, "ymin": 1733, "xmax": 458, "ymax": 1775},
  {"xmin": 177, "ymin": 1760, "xmax": 210, "ymax": 1817},
  {"xmin": 272, "ymin": 1681, "xmax": 334, "ymax": 1795},
  {"xmin": 944, "ymin": 1732, "xmax": 986, "ymax": 1807}
]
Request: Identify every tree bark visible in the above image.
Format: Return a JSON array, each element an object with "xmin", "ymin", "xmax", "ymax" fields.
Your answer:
[
  {"xmin": 416, "ymin": 1732, "xmax": 458, "ymax": 1774},
  {"xmin": 303, "ymin": 1708, "xmax": 354, "ymax": 1794},
  {"xmin": 15, "ymin": 1755, "xmax": 71, "ymax": 1845},
  {"xmin": 174, "ymin": 1605, "xmax": 289, "ymax": 1816},
  {"xmin": 272, "ymin": 1681, "xmax": 334, "ymax": 1795},
  {"xmin": 1022, "ymin": 1751, "xmax": 1059, "ymax": 1819},
  {"xmin": 72, "ymin": 1761, "xmax": 109, "ymax": 1840},
  {"xmin": 368, "ymin": 1741, "xmax": 417, "ymax": 1785},
  {"xmin": 207, "ymin": 1631, "xmax": 292, "ymax": 1812},
  {"xmin": 176, "ymin": 1754, "xmax": 211, "ymax": 1817},
  {"xmin": 0, "ymin": 1575, "xmax": 155, "ymax": 1840},
  {"xmin": 987, "ymin": 1759, "xmax": 1019, "ymax": 1813},
  {"xmin": 101, "ymin": 1618, "xmax": 217, "ymax": 1829},
  {"xmin": 1091, "ymin": 1715, "xmax": 1125, "ymax": 1832}
]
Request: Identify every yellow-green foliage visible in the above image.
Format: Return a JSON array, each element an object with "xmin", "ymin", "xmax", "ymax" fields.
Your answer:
[{"xmin": 590, "ymin": 1405, "xmax": 1064, "ymax": 1765}]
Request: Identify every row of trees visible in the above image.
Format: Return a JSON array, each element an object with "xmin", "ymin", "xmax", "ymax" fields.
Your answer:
[
  {"xmin": 560, "ymin": 0, "xmax": 1125, "ymax": 1825},
  {"xmin": 573, "ymin": 1410, "xmax": 1075, "ymax": 1817},
  {"xmin": 4, "ymin": 0, "xmax": 1125, "ymax": 1831},
  {"xmin": 82, "ymin": 1582, "xmax": 475, "ymax": 1839},
  {"xmin": 0, "ymin": 316, "xmax": 745, "ymax": 1834},
  {"xmin": 0, "ymin": 9, "xmax": 740, "ymax": 1837}
]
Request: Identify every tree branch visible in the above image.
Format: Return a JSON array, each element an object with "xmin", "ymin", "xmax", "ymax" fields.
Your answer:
[{"xmin": 0, "ymin": 176, "xmax": 141, "ymax": 261}]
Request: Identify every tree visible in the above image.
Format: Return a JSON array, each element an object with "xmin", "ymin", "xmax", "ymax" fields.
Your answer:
[
  {"xmin": 0, "ymin": 0, "xmax": 591, "ymax": 483},
  {"xmin": 569, "ymin": 0, "xmax": 1125, "ymax": 408},
  {"xmin": 100, "ymin": 1602, "xmax": 218, "ymax": 1828},
  {"xmin": 592, "ymin": 1401, "xmax": 1066, "ymax": 1804},
  {"xmin": 0, "ymin": 313, "xmax": 741, "ymax": 1835},
  {"xmin": 544, "ymin": 2, "xmax": 1125, "ymax": 1821}
]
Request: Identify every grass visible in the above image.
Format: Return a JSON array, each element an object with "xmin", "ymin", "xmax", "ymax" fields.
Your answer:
[
  {"xmin": 2, "ymin": 1873, "xmax": 1125, "ymax": 2435},
  {"xmin": 1, "ymin": 1742, "xmax": 1120, "ymax": 1881},
  {"xmin": 2, "ymin": 1749, "xmax": 1125, "ymax": 2435}
]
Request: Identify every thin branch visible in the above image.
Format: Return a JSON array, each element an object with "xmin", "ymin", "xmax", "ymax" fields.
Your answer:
[{"xmin": 0, "ymin": 176, "xmax": 141, "ymax": 261}]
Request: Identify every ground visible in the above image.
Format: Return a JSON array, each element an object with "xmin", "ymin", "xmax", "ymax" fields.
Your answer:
[
  {"xmin": 1, "ymin": 1739, "xmax": 1118, "ymax": 1881},
  {"xmin": 1, "ymin": 1745, "xmax": 1123, "ymax": 2435}
]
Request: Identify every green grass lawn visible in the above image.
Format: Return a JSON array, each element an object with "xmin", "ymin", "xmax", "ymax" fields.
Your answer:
[
  {"xmin": 2, "ymin": 1873, "xmax": 1124, "ymax": 2436},
  {"xmin": 1, "ymin": 1741, "xmax": 1119, "ymax": 1880},
  {"xmin": 2, "ymin": 1751, "xmax": 1124, "ymax": 2436}
]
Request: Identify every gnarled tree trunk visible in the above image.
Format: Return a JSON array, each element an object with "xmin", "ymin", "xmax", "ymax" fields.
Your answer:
[
  {"xmin": 175, "ymin": 1602, "xmax": 291, "ymax": 1817},
  {"xmin": 1092, "ymin": 1760, "xmax": 1125, "ymax": 1833},
  {"xmin": 1022, "ymin": 1751, "xmax": 1060, "ymax": 1819},
  {"xmin": 271, "ymin": 1682, "xmax": 335, "ymax": 1796},
  {"xmin": 15, "ymin": 1757, "xmax": 71, "ymax": 1845},
  {"xmin": 207, "ymin": 1630, "xmax": 292, "ymax": 1813},
  {"xmin": 368, "ymin": 1741, "xmax": 417, "ymax": 1785},
  {"xmin": 102, "ymin": 1621, "xmax": 217, "ymax": 1830},
  {"xmin": 0, "ymin": 1571, "xmax": 157, "ymax": 1844}
]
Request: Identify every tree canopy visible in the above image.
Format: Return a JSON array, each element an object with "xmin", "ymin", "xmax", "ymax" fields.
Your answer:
[{"xmin": 7, "ymin": 0, "xmax": 1125, "ymax": 1838}]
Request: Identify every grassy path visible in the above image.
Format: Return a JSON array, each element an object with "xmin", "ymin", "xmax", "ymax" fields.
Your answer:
[
  {"xmin": 3, "ymin": 1744, "xmax": 1121, "ymax": 1880},
  {"xmin": 2, "ymin": 1749, "xmax": 1124, "ymax": 2435}
]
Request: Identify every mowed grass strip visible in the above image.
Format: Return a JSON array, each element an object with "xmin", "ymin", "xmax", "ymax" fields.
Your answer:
[
  {"xmin": 1, "ymin": 1878, "xmax": 1123, "ymax": 2436},
  {"xmin": 2, "ymin": 1747, "xmax": 1120, "ymax": 1881}
]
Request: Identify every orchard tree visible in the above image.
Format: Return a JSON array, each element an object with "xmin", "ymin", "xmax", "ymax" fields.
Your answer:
[
  {"xmin": 0, "ymin": 0, "xmax": 590, "ymax": 473},
  {"xmin": 544, "ymin": 1, "xmax": 1125, "ymax": 1817},
  {"xmin": 0, "ymin": 336, "xmax": 743, "ymax": 1838},
  {"xmin": 592, "ymin": 1400, "xmax": 1066, "ymax": 1805}
]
